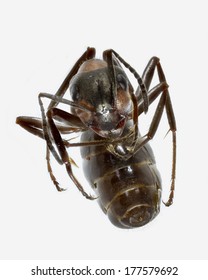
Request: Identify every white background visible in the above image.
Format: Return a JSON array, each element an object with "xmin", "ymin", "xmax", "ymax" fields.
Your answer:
[{"xmin": 1, "ymin": 0, "xmax": 208, "ymax": 260}]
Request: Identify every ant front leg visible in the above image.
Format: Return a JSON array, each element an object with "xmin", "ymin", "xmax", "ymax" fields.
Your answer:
[
  {"xmin": 16, "ymin": 116, "xmax": 45, "ymax": 140},
  {"xmin": 16, "ymin": 114, "xmax": 82, "ymax": 140},
  {"xmin": 17, "ymin": 113, "xmax": 65, "ymax": 192},
  {"xmin": 39, "ymin": 93, "xmax": 95, "ymax": 199},
  {"xmin": 46, "ymin": 108, "xmax": 95, "ymax": 199},
  {"xmin": 16, "ymin": 109, "xmax": 87, "ymax": 193},
  {"xmin": 136, "ymin": 57, "xmax": 177, "ymax": 206}
]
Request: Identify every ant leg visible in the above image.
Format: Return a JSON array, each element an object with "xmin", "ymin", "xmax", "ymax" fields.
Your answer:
[
  {"xmin": 38, "ymin": 90, "xmax": 94, "ymax": 158},
  {"xmin": 16, "ymin": 114, "xmax": 65, "ymax": 191},
  {"xmin": 17, "ymin": 110, "xmax": 87, "ymax": 193},
  {"xmin": 51, "ymin": 108, "xmax": 85, "ymax": 130},
  {"xmin": 46, "ymin": 146, "xmax": 65, "ymax": 192},
  {"xmin": 103, "ymin": 49, "xmax": 145, "ymax": 150},
  {"xmin": 17, "ymin": 48, "xmax": 96, "ymax": 194},
  {"xmin": 138, "ymin": 56, "xmax": 176, "ymax": 122},
  {"xmin": 16, "ymin": 110, "xmax": 118, "ymax": 148},
  {"xmin": 48, "ymin": 47, "xmax": 95, "ymax": 109},
  {"xmin": 38, "ymin": 94, "xmax": 95, "ymax": 198},
  {"xmin": 157, "ymin": 63, "xmax": 176, "ymax": 206},
  {"xmin": 46, "ymin": 108, "xmax": 95, "ymax": 199},
  {"xmin": 16, "ymin": 114, "xmax": 83, "ymax": 140},
  {"xmin": 136, "ymin": 60, "xmax": 177, "ymax": 206},
  {"xmin": 143, "ymin": 57, "xmax": 160, "ymax": 89},
  {"xmin": 138, "ymin": 82, "xmax": 168, "ymax": 116},
  {"xmin": 136, "ymin": 57, "xmax": 173, "ymax": 118},
  {"xmin": 103, "ymin": 49, "xmax": 149, "ymax": 113},
  {"xmin": 16, "ymin": 116, "xmax": 45, "ymax": 140}
]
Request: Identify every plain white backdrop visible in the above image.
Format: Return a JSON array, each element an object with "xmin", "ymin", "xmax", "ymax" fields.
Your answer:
[{"xmin": 1, "ymin": 0, "xmax": 208, "ymax": 260}]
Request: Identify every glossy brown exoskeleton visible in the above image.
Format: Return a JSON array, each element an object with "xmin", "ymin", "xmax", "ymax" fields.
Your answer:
[{"xmin": 16, "ymin": 47, "xmax": 176, "ymax": 228}]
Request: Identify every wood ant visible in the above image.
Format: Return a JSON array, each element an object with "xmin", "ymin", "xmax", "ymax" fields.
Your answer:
[{"xmin": 16, "ymin": 47, "xmax": 176, "ymax": 228}]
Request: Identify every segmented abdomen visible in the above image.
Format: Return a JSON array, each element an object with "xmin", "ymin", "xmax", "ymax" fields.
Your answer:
[{"xmin": 80, "ymin": 130, "xmax": 162, "ymax": 228}]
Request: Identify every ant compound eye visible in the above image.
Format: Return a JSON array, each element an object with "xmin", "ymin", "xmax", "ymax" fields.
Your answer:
[
  {"xmin": 117, "ymin": 74, "xmax": 128, "ymax": 90},
  {"xmin": 70, "ymin": 84, "xmax": 80, "ymax": 101}
]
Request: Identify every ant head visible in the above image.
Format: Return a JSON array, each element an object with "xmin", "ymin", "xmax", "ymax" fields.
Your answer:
[{"xmin": 69, "ymin": 59, "xmax": 133, "ymax": 138}]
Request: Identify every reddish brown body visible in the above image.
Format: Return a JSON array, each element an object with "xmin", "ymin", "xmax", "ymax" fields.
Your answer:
[
  {"xmin": 81, "ymin": 127, "xmax": 162, "ymax": 228},
  {"xmin": 16, "ymin": 47, "xmax": 176, "ymax": 228}
]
